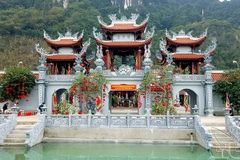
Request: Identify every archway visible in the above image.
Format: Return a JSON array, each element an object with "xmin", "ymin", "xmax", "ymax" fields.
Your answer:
[
  {"xmin": 178, "ymin": 89, "xmax": 198, "ymax": 115},
  {"xmin": 52, "ymin": 88, "xmax": 71, "ymax": 108}
]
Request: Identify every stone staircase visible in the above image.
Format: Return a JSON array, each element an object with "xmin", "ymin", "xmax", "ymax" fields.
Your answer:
[
  {"xmin": 201, "ymin": 116, "xmax": 239, "ymax": 149},
  {"xmin": 1, "ymin": 116, "xmax": 38, "ymax": 146}
]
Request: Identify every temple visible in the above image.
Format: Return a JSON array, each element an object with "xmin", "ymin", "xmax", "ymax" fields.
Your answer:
[
  {"xmin": 93, "ymin": 14, "xmax": 153, "ymax": 71},
  {"xmin": 34, "ymin": 30, "xmax": 94, "ymax": 107},
  {"xmin": 0, "ymin": 13, "xmax": 225, "ymax": 116},
  {"xmin": 157, "ymin": 29, "xmax": 216, "ymax": 74},
  {"xmin": 36, "ymin": 30, "xmax": 94, "ymax": 74}
]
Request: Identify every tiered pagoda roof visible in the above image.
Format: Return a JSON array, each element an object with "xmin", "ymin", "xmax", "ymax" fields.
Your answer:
[
  {"xmin": 36, "ymin": 30, "xmax": 94, "ymax": 63},
  {"xmin": 94, "ymin": 14, "xmax": 154, "ymax": 49},
  {"xmin": 157, "ymin": 29, "xmax": 216, "ymax": 63},
  {"xmin": 165, "ymin": 29, "xmax": 207, "ymax": 47},
  {"xmin": 43, "ymin": 30, "xmax": 84, "ymax": 50},
  {"xmin": 97, "ymin": 14, "xmax": 149, "ymax": 33}
]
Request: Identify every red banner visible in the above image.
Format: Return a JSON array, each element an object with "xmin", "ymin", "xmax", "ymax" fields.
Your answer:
[{"xmin": 111, "ymin": 84, "xmax": 136, "ymax": 91}]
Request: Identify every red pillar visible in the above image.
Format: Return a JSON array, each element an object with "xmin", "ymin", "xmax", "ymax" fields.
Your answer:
[
  {"xmin": 137, "ymin": 49, "xmax": 142, "ymax": 70},
  {"xmin": 106, "ymin": 49, "xmax": 111, "ymax": 70}
]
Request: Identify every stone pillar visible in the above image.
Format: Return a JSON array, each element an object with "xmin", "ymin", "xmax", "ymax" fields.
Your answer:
[
  {"xmin": 37, "ymin": 65, "xmax": 48, "ymax": 106},
  {"xmin": 204, "ymin": 64, "xmax": 214, "ymax": 116},
  {"xmin": 145, "ymin": 88, "xmax": 152, "ymax": 114}
]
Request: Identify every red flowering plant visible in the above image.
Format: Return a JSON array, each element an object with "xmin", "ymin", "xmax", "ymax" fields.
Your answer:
[
  {"xmin": 138, "ymin": 65, "xmax": 177, "ymax": 115},
  {"xmin": 68, "ymin": 72, "xmax": 108, "ymax": 114},
  {"xmin": 54, "ymin": 100, "xmax": 72, "ymax": 115},
  {"xmin": 0, "ymin": 67, "xmax": 36, "ymax": 104}
]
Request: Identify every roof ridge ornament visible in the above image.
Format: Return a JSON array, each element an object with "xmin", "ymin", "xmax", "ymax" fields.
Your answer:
[
  {"xmin": 93, "ymin": 27, "xmax": 103, "ymax": 40},
  {"xmin": 140, "ymin": 14, "xmax": 149, "ymax": 26},
  {"xmin": 44, "ymin": 29, "xmax": 83, "ymax": 40},
  {"xmin": 200, "ymin": 28, "xmax": 208, "ymax": 38},
  {"xmin": 35, "ymin": 44, "xmax": 49, "ymax": 55},
  {"xmin": 204, "ymin": 38, "xmax": 217, "ymax": 55},
  {"xmin": 43, "ymin": 30, "xmax": 52, "ymax": 40},
  {"xmin": 145, "ymin": 27, "xmax": 155, "ymax": 39},
  {"xmin": 159, "ymin": 38, "xmax": 169, "ymax": 54},
  {"xmin": 96, "ymin": 45, "xmax": 103, "ymax": 59},
  {"xmin": 79, "ymin": 38, "xmax": 91, "ymax": 56}
]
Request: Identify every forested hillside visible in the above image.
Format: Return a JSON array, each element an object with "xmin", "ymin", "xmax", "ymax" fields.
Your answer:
[{"xmin": 0, "ymin": 0, "xmax": 239, "ymax": 70}]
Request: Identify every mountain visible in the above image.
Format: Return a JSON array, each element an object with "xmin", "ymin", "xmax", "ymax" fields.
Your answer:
[{"xmin": 0, "ymin": 0, "xmax": 239, "ymax": 70}]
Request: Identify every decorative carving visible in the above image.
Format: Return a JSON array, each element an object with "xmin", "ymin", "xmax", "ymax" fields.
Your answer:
[
  {"xmin": 204, "ymin": 38, "xmax": 217, "ymax": 65},
  {"xmin": 97, "ymin": 16, "xmax": 108, "ymax": 26},
  {"xmin": 93, "ymin": 27, "xmax": 103, "ymax": 40},
  {"xmin": 91, "ymin": 117, "xmax": 107, "ymax": 126},
  {"xmin": 200, "ymin": 28, "xmax": 208, "ymax": 38},
  {"xmin": 43, "ymin": 30, "xmax": 52, "ymax": 40},
  {"xmin": 145, "ymin": 27, "xmax": 155, "ymax": 39},
  {"xmin": 155, "ymin": 50, "xmax": 162, "ymax": 60},
  {"xmin": 140, "ymin": 14, "xmax": 150, "ymax": 26},
  {"xmin": 130, "ymin": 117, "xmax": 147, "ymax": 126},
  {"xmin": 159, "ymin": 38, "xmax": 169, "ymax": 55},
  {"xmin": 110, "ymin": 117, "xmax": 127, "ymax": 127},
  {"xmin": 35, "ymin": 44, "xmax": 49, "ymax": 55},
  {"xmin": 116, "ymin": 65, "xmax": 133, "ymax": 76}
]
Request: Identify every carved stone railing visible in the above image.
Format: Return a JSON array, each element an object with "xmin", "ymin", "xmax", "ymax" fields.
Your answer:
[
  {"xmin": 25, "ymin": 114, "xmax": 46, "ymax": 147},
  {"xmin": 45, "ymin": 113, "xmax": 195, "ymax": 129},
  {"xmin": 194, "ymin": 116, "xmax": 212, "ymax": 150},
  {"xmin": 0, "ymin": 114, "xmax": 17, "ymax": 144},
  {"xmin": 173, "ymin": 74, "xmax": 205, "ymax": 82},
  {"xmin": 225, "ymin": 116, "xmax": 240, "ymax": 147},
  {"xmin": 46, "ymin": 75, "xmax": 75, "ymax": 82}
]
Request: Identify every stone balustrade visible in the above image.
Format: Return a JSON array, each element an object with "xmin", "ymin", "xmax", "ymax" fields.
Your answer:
[
  {"xmin": 25, "ymin": 114, "xmax": 46, "ymax": 147},
  {"xmin": 173, "ymin": 74, "xmax": 205, "ymax": 82},
  {"xmin": 225, "ymin": 116, "xmax": 240, "ymax": 147},
  {"xmin": 0, "ymin": 114, "xmax": 17, "ymax": 144},
  {"xmin": 45, "ymin": 113, "xmax": 195, "ymax": 129},
  {"xmin": 46, "ymin": 75, "xmax": 75, "ymax": 82},
  {"xmin": 194, "ymin": 116, "xmax": 212, "ymax": 150}
]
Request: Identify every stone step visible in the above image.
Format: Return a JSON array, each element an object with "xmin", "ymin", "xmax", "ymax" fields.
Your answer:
[
  {"xmin": 15, "ymin": 125, "xmax": 32, "ymax": 130},
  {"xmin": 212, "ymin": 145, "xmax": 239, "ymax": 149},
  {"xmin": 17, "ymin": 121, "xmax": 37, "ymax": 125},
  {"xmin": 11, "ymin": 130, "xmax": 26, "ymax": 134},
  {"xmin": 7, "ymin": 134, "xmax": 26, "ymax": 138},
  {"xmin": 0, "ymin": 143, "xmax": 25, "ymax": 146},
  {"xmin": 212, "ymin": 142, "xmax": 237, "ymax": 147},
  {"xmin": 4, "ymin": 138, "xmax": 25, "ymax": 143}
]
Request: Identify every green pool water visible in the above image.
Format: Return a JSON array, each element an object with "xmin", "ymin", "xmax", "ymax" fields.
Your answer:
[{"xmin": 0, "ymin": 143, "xmax": 239, "ymax": 160}]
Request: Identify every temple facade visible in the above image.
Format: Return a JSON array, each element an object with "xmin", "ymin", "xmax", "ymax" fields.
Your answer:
[
  {"xmin": 0, "ymin": 14, "xmax": 225, "ymax": 116},
  {"xmin": 93, "ymin": 14, "xmax": 154, "ymax": 114},
  {"xmin": 34, "ymin": 30, "xmax": 94, "ymax": 113},
  {"xmin": 157, "ymin": 29, "xmax": 218, "ymax": 115}
]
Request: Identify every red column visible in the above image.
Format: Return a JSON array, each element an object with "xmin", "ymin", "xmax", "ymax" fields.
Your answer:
[
  {"xmin": 106, "ymin": 49, "xmax": 111, "ymax": 70},
  {"xmin": 179, "ymin": 62, "xmax": 182, "ymax": 74},
  {"xmin": 192, "ymin": 62, "xmax": 194, "ymax": 74},
  {"xmin": 137, "ymin": 49, "xmax": 142, "ymax": 70}
]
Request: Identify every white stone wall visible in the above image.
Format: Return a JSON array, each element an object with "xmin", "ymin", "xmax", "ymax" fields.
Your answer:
[
  {"xmin": 113, "ymin": 33, "xmax": 134, "ymax": 42},
  {"xmin": 176, "ymin": 46, "xmax": 192, "ymax": 53}
]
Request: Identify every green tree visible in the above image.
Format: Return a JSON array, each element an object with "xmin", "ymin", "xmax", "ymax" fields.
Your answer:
[
  {"xmin": 214, "ymin": 69, "xmax": 240, "ymax": 113},
  {"xmin": 0, "ymin": 67, "xmax": 36, "ymax": 103}
]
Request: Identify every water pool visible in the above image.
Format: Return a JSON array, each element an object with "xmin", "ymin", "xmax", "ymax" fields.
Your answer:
[{"xmin": 0, "ymin": 143, "xmax": 239, "ymax": 160}]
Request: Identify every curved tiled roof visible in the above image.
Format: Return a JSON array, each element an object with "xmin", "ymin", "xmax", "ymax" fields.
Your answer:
[
  {"xmin": 100, "ymin": 22, "xmax": 147, "ymax": 32},
  {"xmin": 172, "ymin": 54, "xmax": 205, "ymax": 60},
  {"xmin": 166, "ymin": 36, "xmax": 206, "ymax": 46},
  {"xmin": 95, "ymin": 38, "xmax": 152, "ymax": 48},
  {"xmin": 45, "ymin": 55, "xmax": 76, "ymax": 61},
  {"xmin": 44, "ymin": 38, "xmax": 83, "ymax": 48}
]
